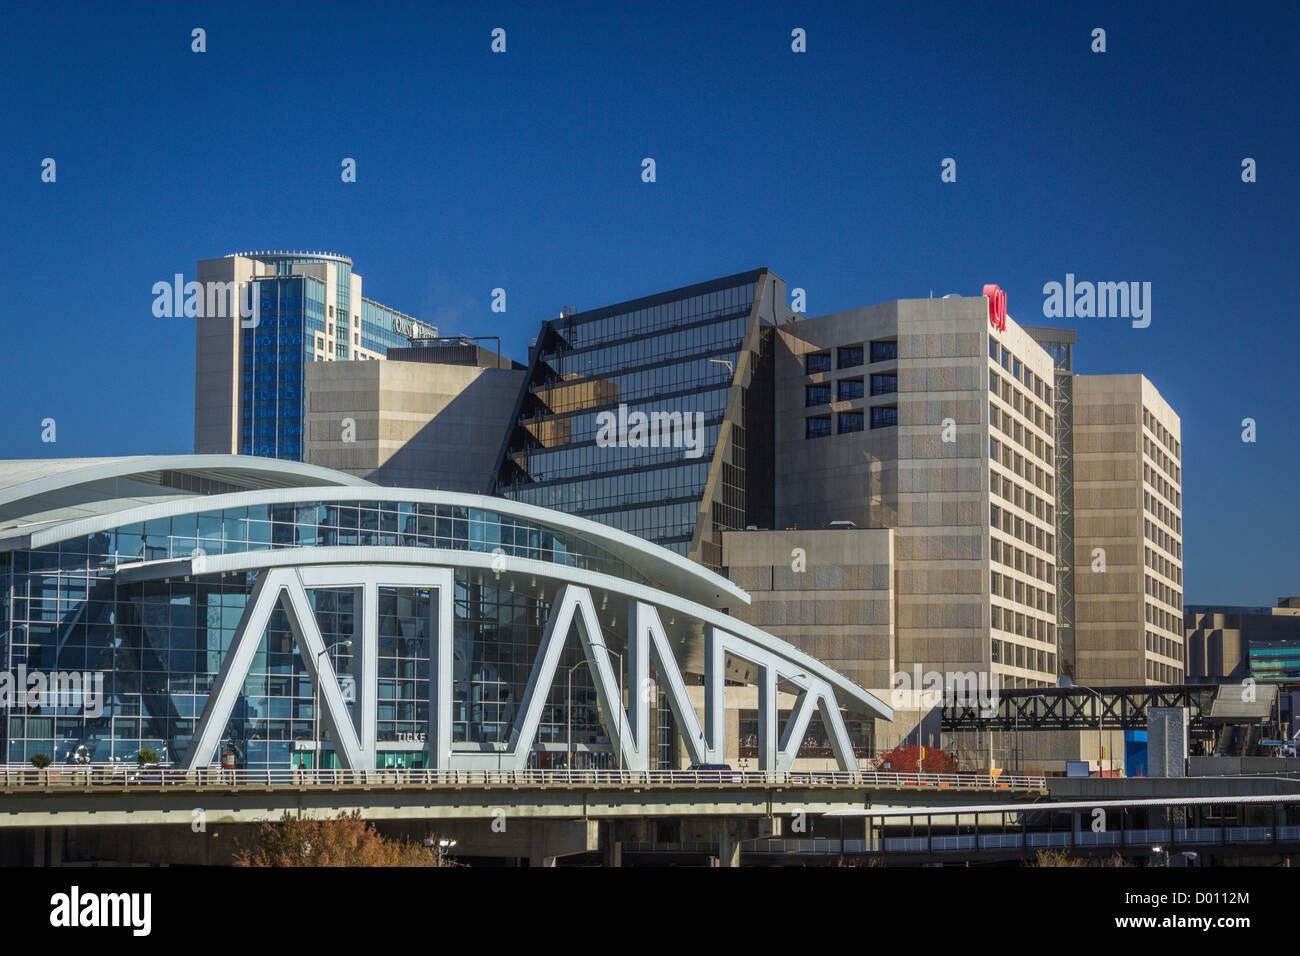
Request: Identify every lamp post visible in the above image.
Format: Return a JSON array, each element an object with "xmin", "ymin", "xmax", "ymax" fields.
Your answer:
[
  {"xmin": 313, "ymin": 639, "xmax": 352, "ymax": 770},
  {"xmin": 589, "ymin": 642, "xmax": 624, "ymax": 773},
  {"xmin": 565, "ymin": 645, "xmax": 625, "ymax": 774},
  {"xmin": 565, "ymin": 659, "xmax": 586, "ymax": 773},
  {"xmin": 1059, "ymin": 676, "xmax": 1104, "ymax": 776}
]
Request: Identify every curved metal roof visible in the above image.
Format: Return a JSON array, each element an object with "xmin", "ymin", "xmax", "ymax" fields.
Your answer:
[
  {"xmin": 0, "ymin": 455, "xmax": 371, "ymax": 531},
  {"xmin": 12, "ymin": 484, "xmax": 749, "ymax": 610}
]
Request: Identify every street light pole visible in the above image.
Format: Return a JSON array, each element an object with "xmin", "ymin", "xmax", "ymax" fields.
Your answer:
[
  {"xmin": 1058, "ymin": 676, "xmax": 1105, "ymax": 777},
  {"xmin": 565, "ymin": 659, "xmax": 586, "ymax": 773},
  {"xmin": 590, "ymin": 643, "xmax": 624, "ymax": 773},
  {"xmin": 313, "ymin": 639, "xmax": 352, "ymax": 771}
]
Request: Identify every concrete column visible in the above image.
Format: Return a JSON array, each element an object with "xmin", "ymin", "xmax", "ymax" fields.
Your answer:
[{"xmin": 717, "ymin": 823, "xmax": 741, "ymax": 868}]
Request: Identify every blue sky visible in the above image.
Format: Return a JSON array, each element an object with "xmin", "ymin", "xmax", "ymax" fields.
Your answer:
[{"xmin": 1, "ymin": 1, "xmax": 1296, "ymax": 605}]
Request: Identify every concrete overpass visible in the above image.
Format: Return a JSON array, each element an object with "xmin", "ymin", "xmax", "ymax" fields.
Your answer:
[{"xmin": 0, "ymin": 766, "xmax": 1047, "ymax": 866}]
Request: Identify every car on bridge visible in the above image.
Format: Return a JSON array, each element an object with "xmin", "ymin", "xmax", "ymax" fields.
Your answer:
[{"xmin": 688, "ymin": 763, "xmax": 741, "ymax": 783}]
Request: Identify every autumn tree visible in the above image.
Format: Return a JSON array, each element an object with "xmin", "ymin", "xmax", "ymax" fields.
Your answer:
[
  {"xmin": 234, "ymin": 810, "xmax": 444, "ymax": 867},
  {"xmin": 874, "ymin": 743, "xmax": 958, "ymax": 774}
]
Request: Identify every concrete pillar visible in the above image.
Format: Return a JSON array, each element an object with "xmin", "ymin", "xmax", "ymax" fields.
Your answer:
[
  {"xmin": 717, "ymin": 824, "xmax": 741, "ymax": 868},
  {"xmin": 529, "ymin": 854, "xmax": 557, "ymax": 867},
  {"xmin": 604, "ymin": 841, "xmax": 622, "ymax": 868}
]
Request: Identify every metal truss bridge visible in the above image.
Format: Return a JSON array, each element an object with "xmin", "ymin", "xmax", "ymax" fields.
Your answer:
[{"xmin": 942, "ymin": 684, "xmax": 1221, "ymax": 737}]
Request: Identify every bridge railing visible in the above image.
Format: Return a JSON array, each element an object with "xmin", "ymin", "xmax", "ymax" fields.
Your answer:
[{"xmin": 0, "ymin": 764, "xmax": 1046, "ymax": 792}]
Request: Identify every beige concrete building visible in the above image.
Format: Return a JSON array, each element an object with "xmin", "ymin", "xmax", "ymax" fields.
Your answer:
[
  {"xmin": 1185, "ymin": 597, "xmax": 1300, "ymax": 683},
  {"xmin": 1072, "ymin": 374, "xmax": 1183, "ymax": 685},
  {"xmin": 303, "ymin": 357, "xmax": 524, "ymax": 492},
  {"xmin": 765, "ymin": 296, "xmax": 1059, "ymax": 690},
  {"xmin": 721, "ymin": 528, "xmax": 895, "ymax": 691}
]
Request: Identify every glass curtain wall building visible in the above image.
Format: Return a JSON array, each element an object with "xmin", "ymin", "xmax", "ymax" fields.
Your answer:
[
  {"xmin": 1, "ymin": 500, "xmax": 624, "ymax": 768},
  {"xmin": 196, "ymin": 252, "xmax": 436, "ymax": 463},
  {"xmin": 0, "ymin": 457, "xmax": 896, "ymax": 773},
  {"xmin": 493, "ymin": 269, "xmax": 789, "ymax": 569}
]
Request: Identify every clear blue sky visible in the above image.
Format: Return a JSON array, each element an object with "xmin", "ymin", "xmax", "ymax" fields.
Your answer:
[{"xmin": 1, "ymin": 1, "xmax": 1296, "ymax": 606}]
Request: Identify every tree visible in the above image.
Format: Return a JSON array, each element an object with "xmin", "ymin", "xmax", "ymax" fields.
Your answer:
[
  {"xmin": 29, "ymin": 754, "xmax": 52, "ymax": 769},
  {"xmin": 233, "ymin": 811, "xmax": 443, "ymax": 867},
  {"xmin": 137, "ymin": 747, "xmax": 158, "ymax": 766},
  {"xmin": 875, "ymin": 743, "xmax": 958, "ymax": 774}
]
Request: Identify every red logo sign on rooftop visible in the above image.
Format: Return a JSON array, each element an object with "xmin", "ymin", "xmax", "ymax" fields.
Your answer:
[{"xmin": 984, "ymin": 284, "xmax": 1007, "ymax": 332}]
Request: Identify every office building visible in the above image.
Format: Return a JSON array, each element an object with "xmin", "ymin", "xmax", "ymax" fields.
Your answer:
[
  {"xmin": 1186, "ymin": 598, "xmax": 1300, "ymax": 683},
  {"xmin": 194, "ymin": 252, "xmax": 436, "ymax": 461},
  {"xmin": 769, "ymin": 296, "xmax": 1060, "ymax": 688},
  {"xmin": 493, "ymin": 269, "xmax": 793, "ymax": 568},
  {"xmin": 1071, "ymin": 375, "xmax": 1183, "ymax": 685},
  {"xmin": 302, "ymin": 339, "xmax": 524, "ymax": 492}
]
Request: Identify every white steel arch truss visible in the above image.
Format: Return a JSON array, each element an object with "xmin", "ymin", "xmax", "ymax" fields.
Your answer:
[{"xmin": 181, "ymin": 567, "xmax": 864, "ymax": 772}]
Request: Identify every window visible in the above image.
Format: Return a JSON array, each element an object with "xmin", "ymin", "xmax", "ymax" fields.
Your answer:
[
  {"xmin": 870, "ymin": 373, "xmax": 898, "ymax": 396},
  {"xmin": 838, "ymin": 378, "xmax": 864, "ymax": 401},
  {"xmin": 837, "ymin": 345, "xmax": 864, "ymax": 369},
  {"xmin": 806, "ymin": 384, "xmax": 831, "ymax": 406},
  {"xmin": 806, "ymin": 416, "xmax": 831, "ymax": 439},
  {"xmin": 806, "ymin": 352, "xmax": 831, "ymax": 374},
  {"xmin": 869, "ymin": 340, "xmax": 897, "ymax": 363},
  {"xmin": 989, "ymin": 338, "xmax": 999, "ymax": 361},
  {"xmin": 838, "ymin": 411, "xmax": 864, "ymax": 433},
  {"xmin": 870, "ymin": 406, "xmax": 897, "ymax": 429}
]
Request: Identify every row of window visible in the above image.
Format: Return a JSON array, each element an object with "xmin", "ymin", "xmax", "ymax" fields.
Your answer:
[
  {"xmin": 805, "ymin": 374, "xmax": 897, "ymax": 406},
  {"xmin": 1147, "ymin": 630, "xmax": 1183, "ymax": 661},
  {"xmin": 990, "ymin": 400, "xmax": 1054, "ymax": 470},
  {"xmin": 548, "ymin": 314, "xmax": 749, "ymax": 383},
  {"xmin": 1144, "ymin": 517, "xmax": 1182, "ymax": 560},
  {"xmin": 805, "ymin": 339, "xmax": 896, "ymax": 374},
  {"xmin": 547, "ymin": 282, "xmax": 758, "ymax": 353},
  {"xmin": 1145, "ymin": 546, "xmax": 1182, "ymax": 585},
  {"xmin": 991, "ymin": 571, "xmax": 1056, "ymax": 618},
  {"xmin": 991, "ymin": 469, "xmax": 1055, "ymax": 529},
  {"xmin": 1145, "ymin": 574, "xmax": 1183, "ymax": 613},
  {"xmin": 1144, "ymin": 490, "xmax": 1182, "ymax": 536},
  {"xmin": 990, "ymin": 338, "xmax": 1053, "ymax": 407},
  {"xmin": 991, "ymin": 638, "xmax": 1056, "ymax": 675},
  {"xmin": 1147, "ymin": 659, "xmax": 1183, "ymax": 684},
  {"xmin": 805, "ymin": 406, "xmax": 896, "ymax": 437},
  {"xmin": 991, "ymin": 537, "xmax": 1056, "ymax": 587},
  {"xmin": 990, "ymin": 437, "xmax": 1055, "ymax": 500},
  {"xmin": 1145, "ymin": 601, "xmax": 1181, "ymax": 635},
  {"xmin": 989, "ymin": 369, "xmax": 1054, "ymax": 442},
  {"xmin": 1144, "ymin": 434, "xmax": 1181, "ymax": 485},
  {"xmin": 1143, "ymin": 408, "xmax": 1181, "ymax": 460},
  {"xmin": 990, "ymin": 504, "xmax": 1056, "ymax": 561},
  {"xmin": 1144, "ymin": 463, "xmax": 1181, "ymax": 510}
]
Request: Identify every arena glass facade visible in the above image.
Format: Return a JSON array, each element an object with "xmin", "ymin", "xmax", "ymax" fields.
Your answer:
[{"xmin": 0, "ymin": 457, "xmax": 887, "ymax": 771}]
